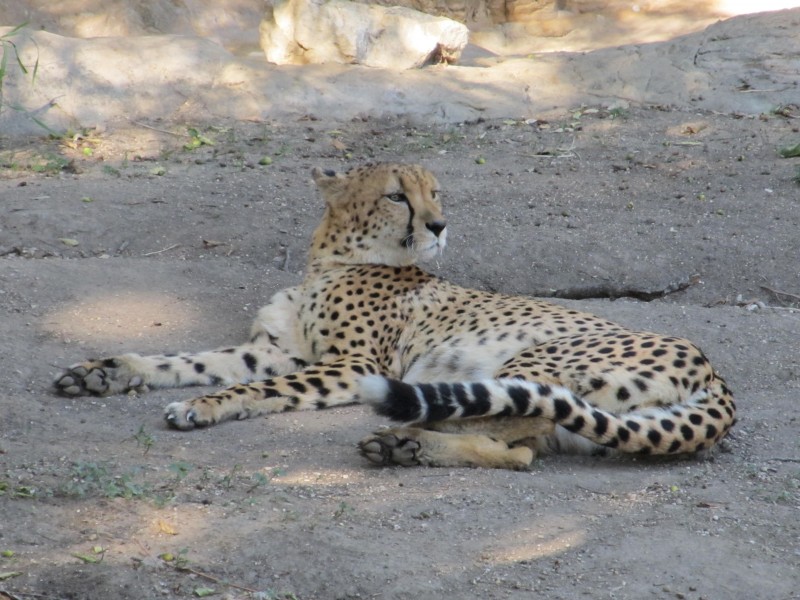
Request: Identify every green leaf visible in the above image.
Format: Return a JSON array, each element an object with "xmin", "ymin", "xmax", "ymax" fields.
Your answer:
[
  {"xmin": 73, "ymin": 553, "xmax": 102, "ymax": 564},
  {"xmin": 30, "ymin": 47, "xmax": 39, "ymax": 85},
  {"xmin": 0, "ymin": 43, "xmax": 9, "ymax": 88},
  {"xmin": 13, "ymin": 486, "xmax": 35, "ymax": 498},
  {"xmin": 10, "ymin": 41, "xmax": 28, "ymax": 75},
  {"xmin": 193, "ymin": 587, "xmax": 216, "ymax": 597},
  {"xmin": 1, "ymin": 22, "xmax": 30, "ymax": 39},
  {"xmin": 0, "ymin": 571, "xmax": 23, "ymax": 581},
  {"xmin": 778, "ymin": 143, "xmax": 800, "ymax": 158}
]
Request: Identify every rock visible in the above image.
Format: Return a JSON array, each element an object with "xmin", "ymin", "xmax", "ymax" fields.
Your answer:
[{"xmin": 259, "ymin": 0, "xmax": 470, "ymax": 68}]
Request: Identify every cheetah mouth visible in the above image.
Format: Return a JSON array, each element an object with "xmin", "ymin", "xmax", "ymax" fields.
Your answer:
[
  {"xmin": 402, "ymin": 229, "xmax": 446, "ymax": 260},
  {"xmin": 419, "ymin": 239, "xmax": 446, "ymax": 260}
]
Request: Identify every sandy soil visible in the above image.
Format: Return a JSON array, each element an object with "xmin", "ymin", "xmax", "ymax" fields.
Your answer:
[{"xmin": 1, "ymin": 103, "xmax": 799, "ymax": 599}]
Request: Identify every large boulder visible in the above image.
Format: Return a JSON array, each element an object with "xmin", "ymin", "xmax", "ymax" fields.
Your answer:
[{"xmin": 259, "ymin": 0, "xmax": 470, "ymax": 68}]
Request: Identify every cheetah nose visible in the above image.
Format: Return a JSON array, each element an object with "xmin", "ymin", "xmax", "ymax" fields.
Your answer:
[{"xmin": 426, "ymin": 220, "xmax": 447, "ymax": 237}]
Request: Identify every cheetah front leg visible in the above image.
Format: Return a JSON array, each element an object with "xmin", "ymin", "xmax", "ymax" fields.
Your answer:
[
  {"xmin": 164, "ymin": 354, "xmax": 382, "ymax": 430},
  {"xmin": 54, "ymin": 342, "xmax": 303, "ymax": 397}
]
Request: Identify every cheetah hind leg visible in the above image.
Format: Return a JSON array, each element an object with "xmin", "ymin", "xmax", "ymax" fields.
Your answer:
[{"xmin": 358, "ymin": 417, "xmax": 554, "ymax": 470}]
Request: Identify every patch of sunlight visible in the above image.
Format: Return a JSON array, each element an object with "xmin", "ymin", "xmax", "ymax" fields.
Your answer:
[
  {"xmin": 60, "ymin": 501, "xmax": 218, "ymax": 568},
  {"xmin": 716, "ymin": 0, "xmax": 800, "ymax": 14},
  {"xmin": 42, "ymin": 291, "xmax": 201, "ymax": 344},
  {"xmin": 482, "ymin": 527, "xmax": 586, "ymax": 564},
  {"xmin": 273, "ymin": 468, "xmax": 367, "ymax": 487}
]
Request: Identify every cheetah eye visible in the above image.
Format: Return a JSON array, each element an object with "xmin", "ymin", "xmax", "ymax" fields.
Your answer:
[{"xmin": 385, "ymin": 192, "xmax": 409, "ymax": 204}]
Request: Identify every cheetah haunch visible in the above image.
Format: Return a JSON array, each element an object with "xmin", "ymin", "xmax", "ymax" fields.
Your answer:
[{"xmin": 55, "ymin": 163, "xmax": 735, "ymax": 469}]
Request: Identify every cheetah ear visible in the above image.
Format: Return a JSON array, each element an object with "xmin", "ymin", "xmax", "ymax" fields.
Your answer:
[
  {"xmin": 312, "ymin": 167, "xmax": 343, "ymax": 190},
  {"xmin": 312, "ymin": 167, "xmax": 348, "ymax": 205}
]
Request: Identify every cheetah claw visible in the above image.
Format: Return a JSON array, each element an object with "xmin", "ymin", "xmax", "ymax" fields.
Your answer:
[{"xmin": 164, "ymin": 401, "xmax": 205, "ymax": 430}]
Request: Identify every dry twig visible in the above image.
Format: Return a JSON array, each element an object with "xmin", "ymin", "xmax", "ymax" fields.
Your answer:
[
  {"xmin": 124, "ymin": 117, "xmax": 185, "ymax": 137},
  {"xmin": 760, "ymin": 285, "xmax": 800, "ymax": 304},
  {"xmin": 142, "ymin": 243, "xmax": 180, "ymax": 257},
  {"xmin": 178, "ymin": 566, "xmax": 260, "ymax": 594}
]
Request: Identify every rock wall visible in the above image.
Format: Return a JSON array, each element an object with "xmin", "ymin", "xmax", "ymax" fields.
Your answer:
[
  {"xmin": 2, "ymin": 1, "xmax": 787, "ymax": 39},
  {"xmin": 2, "ymin": 7, "xmax": 798, "ymax": 136},
  {"xmin": 0, "ymin": 0, "xmax": 267, "ymax": 54},
  {"xmin": 350, "ymin": 0, "xmax": 513, "ymax": 25},
  {"xmin": 0, "ymin": 0, "xmax": 561, "ymax": 36}
]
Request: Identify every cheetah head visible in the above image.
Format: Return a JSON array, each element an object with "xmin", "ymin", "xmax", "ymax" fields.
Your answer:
[{"xmin": 309, "ymin": 163, "xmax": 447, "ymax": 267}]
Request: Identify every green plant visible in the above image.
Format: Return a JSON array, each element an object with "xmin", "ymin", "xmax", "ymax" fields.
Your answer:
[
  {"xmin": 168, "ymin": 461, "xmax": 193, "ymax": 483},
  {"xmin": 332, "ymin": 501, "xmax": 354, "ymax": 520},
  {"xmin": 247, "ymin": 472, "xmax": 270, "ymax": 492},
  {"xmin": 184, "ymin": 127, "xmax": 214, "ymax": 151},
  {"xmin": 174, "ymin": 547, "xmax": 191, "ymax": 569},
  {"xmin": 133, "ymin": 424, "xmax": 155, "ymax": 455},
  {"xmin": 29, "ymin": 153, "xmax": 69, "ymax": 173},
  {"xmin": 244, "ymin": 466, "xmax": 283, "ymax": 493},
  {"xmin": 220, "ymin": 464, "xmax": 241, "ymax": 490},
  {"xmin": 59, "ymin": 461, "xmax": 147, "ymax": 500},
  {"xmin": 608, "ymin": 106, "xmax": 628, "ymax": 120},
  {"xmin": 0, "ymin": 23, "xmax": 52, "ymax": 132},
  {"xmin": 0, "ymin": 24, "xmax": 37, "ymax": 110}
]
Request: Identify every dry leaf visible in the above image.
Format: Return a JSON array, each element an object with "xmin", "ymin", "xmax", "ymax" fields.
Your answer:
[{"xmin": 157, "ymin": 519, "xmax": 178, "ymax": 535}]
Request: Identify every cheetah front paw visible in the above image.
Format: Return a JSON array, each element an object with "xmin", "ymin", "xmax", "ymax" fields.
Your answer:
[
  {"xmin": 164, "ymin": 393, "xmax": 248, "ymax": 430},
  {"xmin": 54, "ymin": 357, "xmax": 146, "ymax": 397},
  {"xmin": 164, "ymin": 400, "xmax": 212, "ymax": 430}
]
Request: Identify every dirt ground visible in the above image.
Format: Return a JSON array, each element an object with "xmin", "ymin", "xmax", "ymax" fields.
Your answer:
[{"xmin": 1, "ymin": 100, "xmax": 799, "ymax": 600}]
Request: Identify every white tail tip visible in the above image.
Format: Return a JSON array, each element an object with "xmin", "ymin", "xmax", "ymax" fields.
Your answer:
[{"xmin": 358, "ymin": 375, "xmax": 390, "ymax": 405}]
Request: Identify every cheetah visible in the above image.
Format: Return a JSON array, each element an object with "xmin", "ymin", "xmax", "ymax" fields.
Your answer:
[{"xmin": 55, "ymin": 163, "xmax": 736, "ymax": 469}]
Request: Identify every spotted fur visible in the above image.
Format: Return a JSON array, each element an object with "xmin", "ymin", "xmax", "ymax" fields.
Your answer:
[{"xmin": 54, "ymin": 163, "xmax": 735, "ymax": 469}]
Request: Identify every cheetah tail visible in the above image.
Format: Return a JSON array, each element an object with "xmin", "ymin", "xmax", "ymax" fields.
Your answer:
[{"xmin": 358, "ymin": 375, "xmax": 736, "ymax": 455}]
